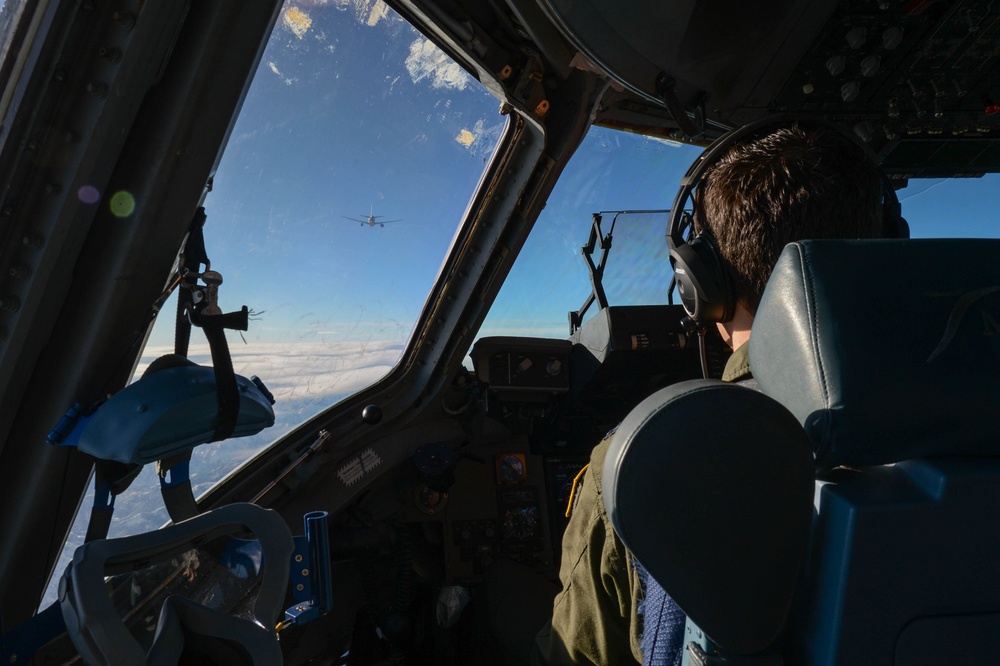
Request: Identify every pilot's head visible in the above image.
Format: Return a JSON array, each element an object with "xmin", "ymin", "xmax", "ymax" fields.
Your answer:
[{"xmin": 697, "ymin": 123, "xmax": 884, "ymax": 317}]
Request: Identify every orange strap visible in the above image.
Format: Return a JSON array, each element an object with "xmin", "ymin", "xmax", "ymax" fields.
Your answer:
[{"xmin": 565, "ymin": 464, "xmax": 590, "ymax": 518}]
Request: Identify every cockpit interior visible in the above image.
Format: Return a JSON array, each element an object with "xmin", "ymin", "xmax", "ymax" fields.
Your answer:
[{"xmin": 2, "ymin": 0, "xmax": 1000, "ymax": 664}]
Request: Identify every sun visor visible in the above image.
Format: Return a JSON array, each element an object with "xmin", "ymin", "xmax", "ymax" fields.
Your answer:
[
  {"xmin": 750, "ymin": 239, "xmax": 1000, "ymax": 467},
  {"xmin": 77, "ymin": 362, "xmax": 275, "ymax": 466}
]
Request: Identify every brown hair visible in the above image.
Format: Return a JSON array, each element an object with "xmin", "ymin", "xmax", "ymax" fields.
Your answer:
[{"xmin": 698, "ymin": 124, "xmax": 884, "ymax": 315}]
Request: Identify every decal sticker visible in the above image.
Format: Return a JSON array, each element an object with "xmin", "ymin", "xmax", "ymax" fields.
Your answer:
[{"xmin": 337, "ymin": 447, "xmax": 383, "ymax": 486}]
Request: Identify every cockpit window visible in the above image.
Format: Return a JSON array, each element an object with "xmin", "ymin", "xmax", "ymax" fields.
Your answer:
[
  {"xmin": 0, "ymin": 0, "xmax": 31, "ymax": 122},
  {"xmin": 476, "ymin": 128, "xmax": 701, "ymax": 344},
  {"xmin": 44, "ymin": 0, "xmax": 504, "ymax": 606},
  {"xmin": 474, "ymin": 127, "xmax": 1000, "ymax": 353}
]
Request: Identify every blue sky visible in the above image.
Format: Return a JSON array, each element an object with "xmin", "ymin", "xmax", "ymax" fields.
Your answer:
[{"xmin": 147, "ymin": 0, "xmax": 504, "ymax": 347}]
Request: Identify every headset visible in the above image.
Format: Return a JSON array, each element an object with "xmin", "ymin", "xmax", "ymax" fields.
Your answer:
[{"xmin": 666, "ymin": 115, "xmax": 909, "ymax": 326}]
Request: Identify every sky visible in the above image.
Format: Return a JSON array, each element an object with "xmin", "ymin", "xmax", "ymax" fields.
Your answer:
[{"xmin": 143, "ymin": 0, "xmax": 504, "ymax": 348}]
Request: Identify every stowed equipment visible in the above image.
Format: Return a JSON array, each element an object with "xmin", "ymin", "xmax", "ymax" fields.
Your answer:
[
  {"xmin": 1, "ymin": 209, "xmax": 336, "ymax": 665},
  {"xmin": 46, "ymin": 206, "xmax": 275, "ymax": 539}
]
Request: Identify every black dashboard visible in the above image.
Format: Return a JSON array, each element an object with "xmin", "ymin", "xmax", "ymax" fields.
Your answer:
[{"xmin": 459, "ymin": 304, "xmax": 731, "ymax": 577}]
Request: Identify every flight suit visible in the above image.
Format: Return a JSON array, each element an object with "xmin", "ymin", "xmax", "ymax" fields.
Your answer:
[{"xmin": 534, "ymin": 343, "xmax": 752, "ymax": 665}]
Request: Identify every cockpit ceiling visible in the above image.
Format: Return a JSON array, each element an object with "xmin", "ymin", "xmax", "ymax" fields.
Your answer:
[{"xmin": 537, "ymin": 0, "xmax": 1000, "ymax": 178}]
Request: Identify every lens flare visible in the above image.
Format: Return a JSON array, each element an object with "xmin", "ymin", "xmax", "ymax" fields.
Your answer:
[
  {"xmin": 77, "ymin": 185, "xmax": 101, "ymax": 204},
  {"xmin": 109, "ymin": 191, "xmax": 136, "ymax": 218}
]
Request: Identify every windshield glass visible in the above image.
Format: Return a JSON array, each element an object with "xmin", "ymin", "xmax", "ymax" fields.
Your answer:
[
  {"xmin": 0, "ymin": 0, "xmax": 31, "ymax": 123},
  {"xmin": 44, "ymin": 0, "xmax": 504, "ymax": 606},
  {"xmin": 475, "ymin": 125, "xmax": 1000, "ymax": 348},
  {"xmin": 478, "ymin": 129, "xmax": 702, "ymax": 342}
]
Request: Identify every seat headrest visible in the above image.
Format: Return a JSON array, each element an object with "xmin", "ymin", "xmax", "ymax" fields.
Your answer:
[
  {"xmin": 751, "ymin": 239, "xmax": 1000, "ymax": 467},
  {"xmin": 603, "ymin": 379, "xmax": 814, "ymax": 655}
]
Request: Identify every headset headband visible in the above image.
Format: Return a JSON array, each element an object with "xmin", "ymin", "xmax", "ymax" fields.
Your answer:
[
  {"xmin": 667, "ymin": 114, "xmax": 904, "ymax": 251},
  {"xmin": 666, "ymin": 114, "xmax": 907, "ymax": 328}
]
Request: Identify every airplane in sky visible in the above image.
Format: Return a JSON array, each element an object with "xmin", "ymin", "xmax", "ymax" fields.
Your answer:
[{"xmin": 343, "ymin": 205, "xmax": 402, "ymax": 227}]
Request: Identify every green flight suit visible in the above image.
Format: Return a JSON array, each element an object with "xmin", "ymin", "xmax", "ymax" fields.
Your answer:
[{"xmin": 534, "ymin": 344, "xmax": 751, "ymax": 665}]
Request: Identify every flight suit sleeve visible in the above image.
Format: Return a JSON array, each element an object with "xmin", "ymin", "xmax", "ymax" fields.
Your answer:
[{"xmin": 534, "ymin": 436, "xmax": 643, "ymax": 665}]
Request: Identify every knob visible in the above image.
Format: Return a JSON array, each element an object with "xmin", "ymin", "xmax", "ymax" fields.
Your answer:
[{"xmin": 362, "ymin": 404, "xmax": 382, "ymax": 425}]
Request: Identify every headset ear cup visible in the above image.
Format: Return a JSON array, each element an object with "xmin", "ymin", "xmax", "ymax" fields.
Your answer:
[
  {"xmin": 669, "ymin": 236, "xmax": 733, "ymax": 323},
  {"xmin": 882, "ymin": 211, "xmax": 910, "ymax": 239},
  {"xmin": 880, "ymin": 175, "xmax": 909, "ymax": 239},
  {"xmin": 884, "ymin": 209, "xmax": 910, "ymax": 239},
  {"xmin": 895, "ymin": 215, "xmax": 910, "ymax": 239}
]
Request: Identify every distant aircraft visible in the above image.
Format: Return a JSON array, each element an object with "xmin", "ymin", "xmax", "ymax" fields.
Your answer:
[{"xmin": 343, "ymin": 205, "xmax": 402, "ymax": 228}]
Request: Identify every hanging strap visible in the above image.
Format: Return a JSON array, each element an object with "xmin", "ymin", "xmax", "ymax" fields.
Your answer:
[
  {"xmin": 47, "ymin": 207, "xmax": 257, "ymax": 544},
  {"xmin": 175, "ymin": 207, "xmax": 209, "ymax": 358},
  {"xmin": 84, "ymin": 460, "xmax": 143, "ymax": 542},
  {"xmin": 157, "ymin": 451, "xmax": 200, "ymax": 524},
  {"xmin": 159, "ymin": 207, "xmax": 250, "ymax": 519},
  {"xmin": 190, "ymin": 306, "xmax": 249, "ymax": 443}
]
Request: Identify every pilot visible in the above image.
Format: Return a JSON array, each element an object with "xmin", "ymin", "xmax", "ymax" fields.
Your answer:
[{"xmin": 533, "ymin": 120, "xmax": 891, "ymax": 666}]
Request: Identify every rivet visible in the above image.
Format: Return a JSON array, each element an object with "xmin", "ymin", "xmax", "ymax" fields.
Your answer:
[
  {"xmin": 22, "ymin": 234, "xmax": 44, "ymax": 248},
  {"xmin": 137, "ymin": 403, "xmax": 148, "ymax": 413},
  {"xmin": 53, "ymin": 69, "xmax": 67, "ymax": 82},
  {"xmin": 112, "ymin": 11, "xmax": 136, "ymax": 29},
  {"xmin": 9, "ymin": 265, "xmax": 30, "ymax": 280},
  {"xmin": 26, "ymin": 139, "xmax": 40, "ymax": 151},
  {"xmin": 99, "ymin": 46, "xmax": 122, "ymax": 63},
  {"xmin": 301, "ymin": 568, "xmax": 309, "ymax": 576},
  {"xmin": 0, "ymin": 296, "xmax": 20, "ymax": 313},
  {"xmin": 294, "ymin": 554, "xmax": 303, "ymax": 562},
  {"xmin": 64, "ymin": 130, "xmax": 78, "ymax": 143},
  {"xmin": 2, "ymin": 205, "xmax": 14, "ymax": 217},
  {"xmin": 296, "ymin": 584, "xmax": 304, "ymax": 591}
]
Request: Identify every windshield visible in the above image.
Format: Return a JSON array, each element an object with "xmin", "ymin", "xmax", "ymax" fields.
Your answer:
[
  {"xmin": 478, "ymin": 129, "xmax": 702, "ymax": 342},
  {"xmin": 43, "ymin": 0, "xmax": 504, "ymax": 606},
  {"xmin": 475, "ymin": 125, "xmax": 1000, "ymax": 348}
]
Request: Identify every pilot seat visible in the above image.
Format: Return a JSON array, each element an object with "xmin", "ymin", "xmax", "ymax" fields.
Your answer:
[{"xmin": 602, "ymin": 239, "xmax": 1000, "ymax": 665}]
